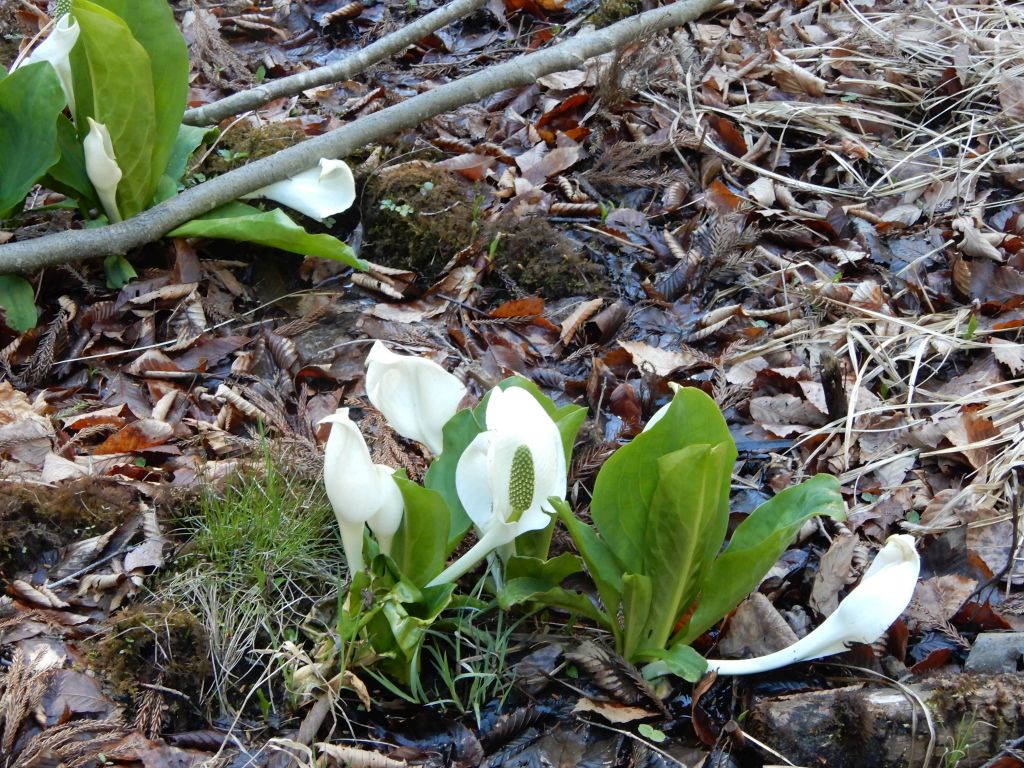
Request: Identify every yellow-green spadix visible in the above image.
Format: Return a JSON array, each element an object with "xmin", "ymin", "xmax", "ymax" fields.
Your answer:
[{"xmin": 428, "ymin": 386, "xmax": 565, "ymax": 587}]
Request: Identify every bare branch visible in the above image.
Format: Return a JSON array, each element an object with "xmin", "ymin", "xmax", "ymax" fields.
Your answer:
[
  {"xmin": 182, "ymin": 0, "xmax": 487, "ymax": 126},
  {"xmin": 0, "ymin": 0, "xmax": 721, "ymax": 274}
]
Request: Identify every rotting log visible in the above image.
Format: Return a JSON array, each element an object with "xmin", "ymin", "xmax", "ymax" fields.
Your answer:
[{"xmin": 746, "ymin": 673, "xmax": 1024, "ymax": 768}]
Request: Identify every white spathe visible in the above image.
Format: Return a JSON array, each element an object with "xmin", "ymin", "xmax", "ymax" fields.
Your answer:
[
  {"xmin": 320, "ymin": 408, "xmax": 404, "ymax": 574},
  {"xmin": 706, "ymin": 534, "xmax": 920, "ymax": 675},
  {"xmin": 244, "ymin": 158, "xmax": 356, "ymax": 222},
  {"xmin": 428, "ymin": 386, "xmax": 566, "ymax": 586},
  {"xmin": 83, "ymin": 117, "xmax": 122, "ymax": 223},
  {"xmin": 364, "ymin": 341, "xmax": 467, "ymax": 455},
  {"xmin": 14, "ymin": 15, "xmax": 80, "ymax": 115}
]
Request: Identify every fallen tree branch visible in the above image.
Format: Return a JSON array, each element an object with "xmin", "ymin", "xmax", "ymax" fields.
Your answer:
[
  {"xmin": 0, "ymin": 0, "xmax": 721, "ymax": 274},
  {"xmin": 182, "ymin": 0, "xmax": 487, "ymax": 126}
]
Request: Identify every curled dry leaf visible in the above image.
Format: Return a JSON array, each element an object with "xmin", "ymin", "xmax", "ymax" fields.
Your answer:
[
  {"xmin": 769, "ymin": 49, "xmax": 827, "ymax": 96},
  {"xmin": 953, "ymin": 217, "xmax": 1004, "ymax": 262},
  {"xmin": 559, "ymin": 298, "xmax": 603, "ymax": 345},
  {"xmin": 93, "ymin": 419, "xmax": 174, "ymax": 456}
]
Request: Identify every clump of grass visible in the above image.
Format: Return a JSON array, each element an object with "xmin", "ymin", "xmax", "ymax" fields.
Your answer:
[
  {"xmin": 157, "ymin": 444, "xmax": 342, "ymax": 721},
  {"xmin": 178, "ymin": 446, "xmax": 338, "ymax": 592}
]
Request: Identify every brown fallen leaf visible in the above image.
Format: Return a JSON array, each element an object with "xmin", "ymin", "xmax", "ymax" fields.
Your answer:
[
  {"xmin": 809, "ymin": 535, "xmax": 859, "ymax": 617},
  {"xmin": 573, "ymin": 697, "xmax": 658, "ymax": 724},
  {"xmin": 93, "ymin": 419, "xmax": 174, "ymax": 456},
  {"xmin": 618, "ymin": 340, "xmax": 704, "ymax": 377}
]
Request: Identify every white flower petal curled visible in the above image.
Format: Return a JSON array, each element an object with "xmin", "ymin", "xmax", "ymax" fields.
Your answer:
[
  {"xmin": 83, "ymin": 117, "xmax": 122, "ymax": 223},
  {"xmin": 14, "ymin": 15, "xmax": 80, "ymax": 115},
  {"xmin": 429, "ymin": 386, "xmax": 566, "ymax": 587},
  {"xmin": 244, "ymin": 158, "xmax": 355, "ymax": 222},
  {"xmin": 364, "ymin": 341, "xmax": 467, "ymax": 455},
  {"xmin": 320, "ymin": 408, "xmax": 404, "ymax": 573},
  {"xmin": 706, "ymin": 534, "xmax": 920, "ymax": 675}
]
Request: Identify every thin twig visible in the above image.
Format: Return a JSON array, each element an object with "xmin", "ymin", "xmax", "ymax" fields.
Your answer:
[{"xmin": 182, "ymin": 0, "xmax": 487, "ymax": 126}]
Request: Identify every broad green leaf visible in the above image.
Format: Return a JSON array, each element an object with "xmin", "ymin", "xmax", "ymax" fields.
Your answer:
[
  {"xmin": 44, "ymin": 115, "xmax": 97, "ymax": 207},
  {"xmin": 168, "ymin": 202, "xmax": 365, "ymax": 269},
  {"xmin": 103, "ymin": 253, "xmax": 137, "ymax": 289},
  {"xmin": 640, "ymin": 443, "xmax": 729, "ymax": 654},
  {"xmin": 391, "ymin": 475, "xmax": 450, "ymax": 587},
  {"xmin": 499, "ymin": 554, "xmax": 607, "ymax": 625},
  {"xmin": 641, "ymin": 644, "xmax": 708, "ymax": 682},
  {"xmin": 504, "ymin": 553, "xmax": 582, "ymax": 584},
  {"xmin": 0, "ymin": 276, "xmax": 39, "ymax": 332},
  {"xmin": 554, "ymin": 498, "xmax": 622, "ymax": 624},
  {"xmin": 70, "ymin": 0, "xmax": 157, "ymax": 219},
  {"xmin": 591, "ymin": 388, "xmax": 736, "ymax": 574},
  {"xmin": 0, "ymin": 63, "xmax": 64, "ymax": 220},
  {"xmin": 621, "ymin": 573, "xmax": 653, "ymax": 661},
  {"xmin": 87, "ymin": 0, "xmax": 188, "ymax": 195},
  {"xmin": 153, "ymin": 124, "xmax": 216, "ymax": 204},
  {"xmin": 423, "ymin": 407, "xmax": 483, "ymax": 550},
  {"xmin": 163, "ymin": 123, "xmax": 216, "ymax": 184},
  {"xmin": 678, "ymin": 474, "xmax": 845, "ymax": 645},
  {"xmin": 500, "ymin": 583, "xmax": 609, "ymax": 626}
]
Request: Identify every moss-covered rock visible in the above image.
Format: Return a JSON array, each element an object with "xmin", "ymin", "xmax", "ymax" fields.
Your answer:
[{"xmin": 362, "ymin": 163, "xmax": 480, "ymax": 285}]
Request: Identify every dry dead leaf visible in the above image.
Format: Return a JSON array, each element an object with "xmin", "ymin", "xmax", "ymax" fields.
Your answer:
[
  {"xmin": 905, "ymin": 574, "xmax": 978, "ymax": 632},
  {"xmin": 618, "ymin": 340, "xmax": 703, "ymax": 377},
  {"xmin": 572, "ymin": 697, "xmax": 657, "ymax": 724},
  {"xmin": 770, "ymin": 49, "xmax": 827, "ymax": 96},
  {"xmin": 998, "ymin": 76, "xmax": 1024, "ymax": 121},
  {"xmin": 93, "ymin": 419, "xmax": 174, "ymax": 456},
  {"xmin": 990, "ymin": 338, "xmax": 1024, "ymax": 374},
  {"xmin": 716, "ymin": 593, "xmax": 799, "ymax": 659},
  {"xmin": 809, "ymin": 535, "xmax": 858, "ymax": 617}
]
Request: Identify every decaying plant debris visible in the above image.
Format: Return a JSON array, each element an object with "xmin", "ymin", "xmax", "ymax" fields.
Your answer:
[{"xmin": 2, "ymin": 0, "xmax": 1024, "ymax": 765}]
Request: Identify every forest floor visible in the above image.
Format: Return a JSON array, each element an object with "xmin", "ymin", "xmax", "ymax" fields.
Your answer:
[{"xmin": 2, "ymin": 0, "xmax": 1024, "ymax": 766}]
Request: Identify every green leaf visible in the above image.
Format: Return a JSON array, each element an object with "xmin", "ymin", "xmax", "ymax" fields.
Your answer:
[
  {"xmin": 0, "ymin": 275, "xmax": 39, "ymax": 332},
  {"xmin": 554, "ymin": 498, "xmax": 622, "ymax": 624},
  {"xmin": 591, "ymin": 387, "xmax": 735, "ymax": 574},
  {"xmin": 168, "ymin": 202, "xmax": 365, "ymax": 269},
  {"xmin": 621, "ymin": 573, "xmax": 653, "ymax": 661},
  {"xmin": 391, "ymin": 475, "xmax": 450, "ymax": 588},
  {"xmin": 103, "ymin": 253, "xmax": 137, "ymax": 289},
  {"xmin": 641, "ymin": 644, "xmax": 708, "ymax": 682},
  {"xmin": 423, "ymin": 407, "xmax": 483, "ymax": 551},
  {"xmin": 678, "ymin": 474, "xmax": 845, "ymax": 645},
  {"xmin": 638, "ymin": 443, "xmax": 730, "ymax": 654},
  {"xmin": 160, "ymin": 123, "xmax": 215, "ymax": 188},
  {"xmin": 638, "ymin": 724, "xmax": 666, "ymax": 743},
  {"xmin": 86, "ymin": 0, "xmax": 188, "ymax": 196},
  {"xmin": 498, "ymin": 553, "xmax": 608, "ymax": 625},
  {"xmin": 504, "ymin": 552, "xmax": 582, "ymax": 584},
  {"xmin": 0, "ymin": 62, "xmax": 64, "ymax": 220},
  {"xmin": 70, "ymin": 0, "xmax": 157, "ymax": 219},
  {"xmin": 44, "ymin": 115, "xmax": 97, "ymax": 208}
]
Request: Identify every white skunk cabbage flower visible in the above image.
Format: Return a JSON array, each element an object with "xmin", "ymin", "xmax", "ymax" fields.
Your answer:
[
  {"xmin": 365, "ymin": 341, "xmax": 467, "ymax": 455},
  {"xmin": 428, "ymin": 386, "xmax": 565, "ymax": 587},
  {"xmin": 244, "ymin": 158, "xmax": 355, "ymax": 222},
  {"xmin": 707, "ymin": 534, "xmax": 920, "ymax": 675},
  {"xmin": 83, "ymin": 117, "xmax": 122, "ymax": 223},
  {"xmin": 14, "ymin": 15, "xmax": 80, "ymax": 115},
  {"xmin": 320, "ymin": 408, "xmax": 404, "ymax": 574}
]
